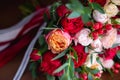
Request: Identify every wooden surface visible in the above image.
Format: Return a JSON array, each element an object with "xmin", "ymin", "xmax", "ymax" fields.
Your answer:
[{"xmin": 0, "ymin": 0, "xmax": 120, "ymax": 80}]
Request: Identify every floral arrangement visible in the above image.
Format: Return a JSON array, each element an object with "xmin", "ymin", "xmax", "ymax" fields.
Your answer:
[{"xmin": 29, "ymin": 0, "xmax": 120, "ymax": 80}]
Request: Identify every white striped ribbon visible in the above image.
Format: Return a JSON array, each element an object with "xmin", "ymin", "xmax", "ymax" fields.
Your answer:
[{"xmin": 13, "ymin": 22, "xmax": 46, "ymax": 80}]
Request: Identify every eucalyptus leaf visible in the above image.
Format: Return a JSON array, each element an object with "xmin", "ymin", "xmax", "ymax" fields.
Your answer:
[
  {"xmin": 85, "ymin": 47, "xmax": 89, "ymax": 53},
  {"xmin": 90, "ymin": 69, "xmax": 99, "ymax": 74},
  {"xmin": 95, "ymin": 78, "xmax": 100, "ymax": 80},
  {"xmin": 52, "ymin": 49, "xmax": 68, "ymax": 60},
  {"xmin": 69, "ymin": 58, "xmax": 75, "ymax": 78},
  {"xmin": 117, "ymin": 51, "xmax": 120, "ymax": 59},
  {"xmin": 88, "ymin": 73, "xmax": 93, "ymax": 80},
  {"xmin": 46, "ymin": 74, "xmax": 55, "ymax": 80},
  {"xmin": 68, "ymin": 11, "xmax": 81, "ymax": 18},
  {"xmin": 112, "ymin": 43, "xmax": 120, "ymax": 48},
  {"xmin": 70, "ymin": 47, "xmax": 78, "ymax": 62},
  {"xmin": 53, "ymin": 63, "xmax": 68, "ymax": 74},
  {"xmin": 89, "ymin": 2, "xmax": 104, "ymax": 13},
  {"xmin": 106, "ymin": 68, "xmax": 113, "ymax": 77}
]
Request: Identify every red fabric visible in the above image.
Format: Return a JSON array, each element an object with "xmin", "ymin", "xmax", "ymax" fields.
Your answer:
[{"xmin": 0, "ymin": 7, "xmax": 48, "ymax": 68}]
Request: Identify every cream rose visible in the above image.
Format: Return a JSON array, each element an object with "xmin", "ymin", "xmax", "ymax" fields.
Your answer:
[
  {"xmin": 93, "ymin": 10, "xmax": 108, "ymax": 24},
  {"xmin": 104, "ymin": 3, "xmax": 119, "ymax": 18},
  {"xmin": 46, "ymin": 29, "xmax": 71, "ymax": 54},
  {"xmin": 91, "ymin": 38, "xmax": 103, "ymax": 52},
  {"xmin": 111, "ymin": 0, "xmax": 120, "ymax": 6},
  {"xmin": 84, "ymin": 53, "xmax": 102, "ymax": 71},
  {"xmin": 101, "ymin": 28, "xmax": 117, "ymax": 49},
  {"xmin": 75, "ymin": 28, "xmax": 93, "ymax": 46}
]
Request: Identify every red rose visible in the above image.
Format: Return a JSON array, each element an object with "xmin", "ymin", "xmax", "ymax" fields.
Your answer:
[
  {"xmin": 40, "ymin": 51, "xmax": 63, "ymax": 76},
  {"xmin": 30, "ymin": 49, "xmax": 41, "ymax": 61},
  {"xmin": 56, "ymin": 5, "xmax": 70, "ymax": 17},
  {"xmin": 89, "ymin": 0, "xmax": 106, "ymax": 6},
  {"xmin": 72, "ymin": 44, "xmax": 87, "ymax": 68},
  {"xmin": 61, "ymin": 17, "xmax": 84, "ymax": 34},
  {"xmin": 100, "ymin": 47, "xmax": 118, "ymax": 60}
]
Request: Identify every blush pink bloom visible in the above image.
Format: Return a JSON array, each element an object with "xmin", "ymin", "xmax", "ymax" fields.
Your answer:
[
  {"xmin": 46, "ymin": 29, "xmax": 71, "ymax": 54},
  {"xmin": 91, "ymin": 38, "xmax": 103, "ymax": 52},
  {"xmin": 101, "ymin": 28, "xmax": 117, "ymax": 49},
  {"xmin": 93, "ymin": 10, "xmax": 108, "ymax": 24},
  {"xmin": 100, "ymin": 58, "xmax": 114, "ymax": 68},
  {"xmin": 75, "ymin": 28, "xmax": 93, "ymax": 46}
]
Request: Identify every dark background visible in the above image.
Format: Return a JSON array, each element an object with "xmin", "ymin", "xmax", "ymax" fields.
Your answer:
[{"xmin": 0, "ymin": 0, "xmax": 120, "ymax": 80}]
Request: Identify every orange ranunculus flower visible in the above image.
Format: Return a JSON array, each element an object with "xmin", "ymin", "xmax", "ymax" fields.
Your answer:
[{"xmin": 46, "ymin": 29, "xmax": 71, "ymax": 54}]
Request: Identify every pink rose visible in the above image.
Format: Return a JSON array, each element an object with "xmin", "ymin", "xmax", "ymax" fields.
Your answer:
[
  {"xmin": 101, "ymin": 28, "xmax": 117, "ymax": 49},
  {"xmin": 93, "ymin": 10, "xmax": 108, "ymax": 24},
  {"xmin": 46, "ymin": 29, "xmax": 71, "ymax": 54},
  {"xmin": 61, "ymin": 17, "xmax": 84, "ymax": 34},
  {"xmin": 100, "ymin": 59, "xmax": 114, "ymax": 68},
  {"xmin": 75, "ymin": 28, "xmax": 93, "ymax": 46},
  {"xmin": 91, "ymin": 38, "xmax": 103, "ymax": 52}
]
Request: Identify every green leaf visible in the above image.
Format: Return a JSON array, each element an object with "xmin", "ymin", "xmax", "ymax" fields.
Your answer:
[
  {"xmin": 52, "ymin": 49, "xmax": 68, "ymax": 60},
  {"xmin": 53, "ymin": 63, "xmax": 68, "ymax": 74},
  {"xmin": 85, "ymin": 47, "xmax": 89, "ymax": 53},
  {"xmin": 81, "ymin": 13, "xmax": 90, "ymax": 23},
  {"xmin": 38, "ymin": 35, "xmax": 45, "ymax": 46},
  {"xmin": 68, "ymin": 11, "xmax": 81, "ymax": 18},
  {"xmin": 117, "ymin": 51, "xmax": 120, "ymax": 59},
  {"xmin": 46, "ymin": 74, "xmax": 55, "ymax": 80},
  {"xmin": 89, "ymin": 2, "xmax": 104, "ymax": 13},
  {"xmin": 90, "ymin": 69, "xmax": 99, "ymax": 74},
  {"xmin": 112, "ymin": 43, "xmax": 120, "ymax": 48},
  {"xmin": 90, "ymin": 54, "xmax": 93, "ymax": 64},
  {"xmin": 69, "ymin": 58, "xmax": 75, "ymax": 78},
  {"xmin": 106, "ymin": 68, "xmax": 113, "ymax": 77},
  {"xmin": 88, "ymin": 73, "xmax": 93, "ymax": 80},
  {"xmin": 95, "ymin": 78, "xmax": 100, "ymax": 80},
  {"xmin": 70, "ymin": 47, "xmax": 78, "ymax": 62},
  {"xmin": 29, "ymin": 62, "xmax": 38, "ymax": 79}
]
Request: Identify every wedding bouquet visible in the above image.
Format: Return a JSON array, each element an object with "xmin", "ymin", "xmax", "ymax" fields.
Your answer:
[{"xmin": 29, "ymin": 0, "xmax": 120, "ymax": 80}]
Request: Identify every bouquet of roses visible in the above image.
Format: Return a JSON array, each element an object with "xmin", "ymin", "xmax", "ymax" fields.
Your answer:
[{"xmin": 29, "ymin": 0, "xmax": 120, "ymax": 80}]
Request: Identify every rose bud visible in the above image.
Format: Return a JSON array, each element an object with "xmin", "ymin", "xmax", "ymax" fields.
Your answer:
[
  {"xmin": 30, "ymin": 49, "xmax": 41, "ymax": 61},
  {"xmin": 114, "ymin": 63, "xmax": 120, "ymax": 69},
  {"xmin": 93, "ymin": 22, "xmax": 102, "ymax": 30},
  {"xmin": 111, "ymin": 0, "xmax": 120, "ymax": 6},
  {"xmin": 92, "ymin": 31, "xmax": 99, "ymax": 40},
  {"xmin": 93, "ymin": 10, "xmax": 108, "ymax": 24},
  {"xmin": 46, "ymin": 29, "xmax": 71, "ymax": 54},
  {"xmin": 105, "ymin": 24, "xmax": 112, "ymax": 30},
  {"xmin": 104, "ymin": 3, "xmax": 119, "ymax": 18}
]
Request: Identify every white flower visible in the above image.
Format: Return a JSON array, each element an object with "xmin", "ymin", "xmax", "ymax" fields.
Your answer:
[
  {"xmin": 91, "ymin": 38, "xmax": 103, "ymax": 52},
  {"xmin": 75, "ymin": 28, "xmax": 93, "ymax": 46},
  {"xmin": 100, "ymin": 59, "xmax": 114, "ymax": 68},
  {"xmin": 93, "ymin": 10, "xmax": 108, "ymax": 24},
  {"xmin": 104, "ymin": 3, "xmax": 119, "ymax": 18},
  {"xmin": 101, "ymin": 28, "xmax": 117, "ymax": 49},
  {"xmin": 115, "ymin": 34, "xmax": 120, "ymax": 44},
  {"xmin": 84, "ymin": 53, "xmax": 102, "ymax": 71},
  {"xmin": 111, "ymin": 0, "xmax": 120, "ymax": 6}
]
